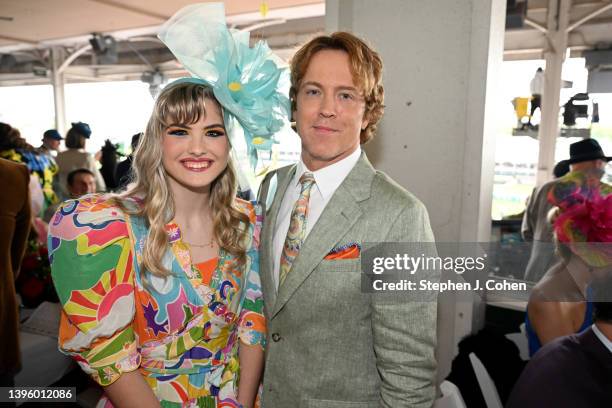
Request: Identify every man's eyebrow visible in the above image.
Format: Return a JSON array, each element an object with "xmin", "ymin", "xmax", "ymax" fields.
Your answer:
[
  {"xmin": 301, "ymin": 80, "xmax": 322, "ymax": 88},
  {"xmin": 336, "ymin": 86, "xmax": 359, "ymax": 92}
]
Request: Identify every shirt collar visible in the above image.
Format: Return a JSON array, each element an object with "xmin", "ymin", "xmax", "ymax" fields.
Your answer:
[
  {"xmin": 592, "ymin": 324, "xmax": 612, "ymax": 355},
  {"xmin": 294, "ymin": 147, "xmax": 361, "ymax": 200}
]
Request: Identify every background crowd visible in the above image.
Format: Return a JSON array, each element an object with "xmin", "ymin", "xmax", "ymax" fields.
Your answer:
[{"xmin": 0, "ymin": 121, "xmax": 140, "ymax": 387}]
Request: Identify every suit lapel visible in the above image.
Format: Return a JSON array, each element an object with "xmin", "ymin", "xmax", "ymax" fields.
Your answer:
[
  {"xmin": 272, "ymin": 153, "xmax": 375, "ymax": 318},
  {"xmin": 261, "ymin": 164, "xmax": 296, "ymax": 313}
]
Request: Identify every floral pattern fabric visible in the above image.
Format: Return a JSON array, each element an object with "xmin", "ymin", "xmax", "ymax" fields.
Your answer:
[
  {"xmin": 1, "ymin": 148, "xmax": 59, "ymax": 210},
  {"xmin": 49, "ymin": 194, "xmax": 265, "ymax": 407}
]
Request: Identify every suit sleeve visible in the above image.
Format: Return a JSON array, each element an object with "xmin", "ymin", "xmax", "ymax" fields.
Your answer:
[
  {"xmin": 11, "ymin": 165, "xmax": 32, "ymax": 278},
  {"xmin": 521, "ymin": 187, "xmax": 537, "ymax": 242},
  {"xmin": 371, "ymin": 200, "xmax": 438, "ymax": 408},
  {"xmin": 256, "ymin": 170, "xmax": 277, "ymax": 214}
]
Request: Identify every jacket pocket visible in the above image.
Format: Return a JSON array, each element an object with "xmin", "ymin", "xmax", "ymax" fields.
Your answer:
[{"xmin": 318, "ymin": 258, "xmax": 362, "ymax": 273}]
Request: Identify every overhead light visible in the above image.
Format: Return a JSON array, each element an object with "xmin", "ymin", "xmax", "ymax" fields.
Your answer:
[
  {"xmin": 89, "ymin": 33, "xmax": 118, "ymax": 64},
  {"xmin": 32, "ymin": 65, "xmax": 48, "ymax": 77},
  {"xmin": 89, "ymin": 33, "xmax": 113, "ymax": 53}
]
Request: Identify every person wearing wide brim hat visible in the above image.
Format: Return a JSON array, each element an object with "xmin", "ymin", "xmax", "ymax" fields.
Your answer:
[
  {"xmin": 548, "ymin": 139, "xmax": 612, "ymax": 210},
  {"xmin": 552, "ymin": 138, "xmax": 612, "ymax": 178},
  {"xmin": 522, "ymin": 138, "xmax": 612, "ymax": 283}
]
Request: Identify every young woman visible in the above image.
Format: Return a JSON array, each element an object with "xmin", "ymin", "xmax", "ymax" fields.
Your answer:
[
  {"xmin": 50, "ymin": 80, "xmax": 265, "ymax": 408},
  {"xmin": 49, "ymin": 4, "xmax": 289, "ymax": 406}
]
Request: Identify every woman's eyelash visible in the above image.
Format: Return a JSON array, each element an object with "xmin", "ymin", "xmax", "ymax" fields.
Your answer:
[
  {"xmin": 207, "ymin": 129, "xmax": 226, "ymax": 137},
  {"xmin": 166, "ymin": 128, "xmax": 226, "ymax": 137}
]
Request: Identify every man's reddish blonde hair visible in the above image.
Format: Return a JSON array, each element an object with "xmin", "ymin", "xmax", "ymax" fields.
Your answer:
[{"xmin": 290, "ymin": 32, "xmax": 385, "ymax": 144}]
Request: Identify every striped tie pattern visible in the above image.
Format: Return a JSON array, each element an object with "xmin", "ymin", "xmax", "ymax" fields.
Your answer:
[{"xmin": 279, "ymin": 172, "xmax": 316, "ymax": 285}]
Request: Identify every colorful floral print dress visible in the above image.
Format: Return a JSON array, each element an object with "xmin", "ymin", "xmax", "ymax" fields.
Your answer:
[
  {"xmin": 48, "ymin": 194, "xmax": 266, "ymax": 407},
  {"xmin": 1, "ymin": 148, "xmax": 59, "ymax": 210}
]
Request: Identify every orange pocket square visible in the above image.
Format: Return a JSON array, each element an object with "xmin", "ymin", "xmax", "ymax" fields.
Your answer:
[{"xmin": 324, "ymin": 243, "xmax": 361, "ymax": 260}]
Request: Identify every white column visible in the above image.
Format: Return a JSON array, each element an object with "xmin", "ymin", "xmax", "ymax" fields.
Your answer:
[
  {"xmin": 50, "ymin": 46, "xmax": 67, "ymax": 134},
  {"xmin": 326, "ymin": 0, "xmax": 506, "ymax": 381},
  {"xmin": 536, "ymin": 0, "xmax": 571, "ymax": 186}
]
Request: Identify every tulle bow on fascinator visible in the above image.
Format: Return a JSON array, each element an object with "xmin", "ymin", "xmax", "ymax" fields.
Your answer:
[
  {"xmin": 158, "ymin": 3, "xmax": 290, "ymax": 169},
  {"xmin": 548, "ymin": 173, "xmax": 612, "ymax": 267}
]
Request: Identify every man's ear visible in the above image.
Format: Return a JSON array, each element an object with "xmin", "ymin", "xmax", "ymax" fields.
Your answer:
[
  {"xmin": 361, "ymin": 117, "xmax": 369, "ymax": 131},
  {"xmin": 361, "ymin": 106, "xmax": 370, "ymax": 130}
]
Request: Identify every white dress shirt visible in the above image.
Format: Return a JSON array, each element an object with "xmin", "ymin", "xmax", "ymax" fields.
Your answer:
[
  {"xmin": 530, "ymin": 71, "xmax": 544, "ymax": 95},
  {"xmin": 592, "ymin": 324, "xmax": 612, "ymax": 355},
  {"xmin": 272, "ymin": 147, "xmax": 362, "ymax": 289}
]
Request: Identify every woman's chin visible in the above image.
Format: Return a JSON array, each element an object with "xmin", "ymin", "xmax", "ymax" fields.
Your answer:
[{"xmin": 167, "ymin": 172, "xmax": 217, "ymax": 195}]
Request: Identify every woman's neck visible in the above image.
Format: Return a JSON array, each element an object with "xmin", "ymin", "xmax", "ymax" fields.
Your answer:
[
  {"xmin": 168, "ymin": 179, "xmax": 217, "ymax": 260},
  {"xmin": 169, "ymin": 178, "xmax": 212, "ymax": 225}
]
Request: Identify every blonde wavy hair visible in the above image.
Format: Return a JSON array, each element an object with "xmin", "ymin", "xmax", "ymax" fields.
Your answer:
[{"xmin": 118, "ymin": 82, "xmax": 249, "ymax": 279}]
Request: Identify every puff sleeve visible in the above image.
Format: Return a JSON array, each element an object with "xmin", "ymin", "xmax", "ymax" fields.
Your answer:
[
  {"xmin": 48, "ymin": 195, "xmax": 140, "ymax": 386},
  {"xmin": 236, "ymin": 201, "xmax": 267, "ymax": 349}
]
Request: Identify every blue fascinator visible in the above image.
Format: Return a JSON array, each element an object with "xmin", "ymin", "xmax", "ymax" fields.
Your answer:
[{"xmin": 158, "ymin": 3, "xmax": 290, "ymax": 169}]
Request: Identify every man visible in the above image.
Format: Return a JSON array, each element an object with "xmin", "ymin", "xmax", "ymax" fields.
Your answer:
[
  {"xmin": 0, "ymin": 158, "xmax": 31, "ymax": 388},
  {"xmin": 67, "ymin": 168, "xmax": 97, "ymax": 198},
  {"xmin": 528, "ymin": 67, "xmax": 544, "ymax": 128},
  {"xmin": 522, "ymin": 139, "xmax": 611, "ymax": 282},
  {"xmin": 507, "ymin": 275, "xmax": 612, "ymax": 407},
  {"xmin": 38, "ymin": 129, "xmax": 63, "ymax": 156},
  {"xmin": 38, "ymin": 129, "xmax": 62, "ymax": 210},
  {"xmin": 258, "ymin": 32, "xmax": 437, "ymax": 407},
  {"xmin": 520, "ymin": 159, "xmax": 568, "ymax": 281}
]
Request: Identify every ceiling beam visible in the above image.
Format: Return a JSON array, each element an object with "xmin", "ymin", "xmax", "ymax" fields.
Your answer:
[
  {"xmin": 59, "ymin": 44, "xmax": 92, "ymax": 73},
  {"xmin": 0, "ymin": 34, "xmax": 37, "ymax": 45},
  {"xmin": 567, "ymin": 1, "xmax": 612, "ymax": 31},
  {"xmin": 504, "ymin": 44, "xmax": 591, "ymax": 55},
  {"xmin": 527, "ymin": 1, "xmax": 608, "ymax": 13},
  {"xmin": 86, "ymin": 0, "xmax": 169, "ymax": 21},
  {"xmin": 524, "ymin": 18, "xmax": 548, "ymax": 33}
]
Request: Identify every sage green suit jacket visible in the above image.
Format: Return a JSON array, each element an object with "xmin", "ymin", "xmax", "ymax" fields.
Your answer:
[{"xmin": 258, "ymin": 153, "xmax": 438, "ymax": 408}]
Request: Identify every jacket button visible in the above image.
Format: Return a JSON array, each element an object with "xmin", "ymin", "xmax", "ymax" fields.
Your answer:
[{"xmin": 271, "ymin": 332, "xmax": 282, "ymax": 342}]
